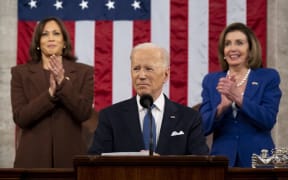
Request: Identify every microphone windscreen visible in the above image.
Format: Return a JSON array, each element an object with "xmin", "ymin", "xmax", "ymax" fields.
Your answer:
[{"xmin": 140, "ymin": 94, "xmax": 153, "ymax": 108}]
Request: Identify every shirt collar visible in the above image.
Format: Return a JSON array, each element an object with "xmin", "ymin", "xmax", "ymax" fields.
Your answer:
[{"xmin": 137, "ymin": 93, "xmax": 165, "ymax": 112}]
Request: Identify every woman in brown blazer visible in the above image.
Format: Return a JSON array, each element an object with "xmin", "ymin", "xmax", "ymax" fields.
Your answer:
[{"xmin": 10, "ymin": 17, "xmax": 94, "ymax": 168}]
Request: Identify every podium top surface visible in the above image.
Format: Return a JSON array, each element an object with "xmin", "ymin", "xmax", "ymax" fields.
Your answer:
[{"xmin": 74, "ymin": 155, "xmax": 229, "ymax": 167}]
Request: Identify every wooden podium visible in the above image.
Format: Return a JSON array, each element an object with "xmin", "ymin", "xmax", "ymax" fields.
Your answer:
[
  {"xmin": 73, "ymin": 155, "xmax": 229, "ymax": 180},
  {"xmin": 227, "ymin": 168, "xmax": 288, "ymax": 180},
  {"xmin": 0, "ymin": 168, "xmax": 74, "ymax": 180}
]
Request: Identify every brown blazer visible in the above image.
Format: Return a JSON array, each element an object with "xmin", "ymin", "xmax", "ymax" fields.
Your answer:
[{"xmin": 10, "ymin": 59, "xmax": 94, "ymax": 168}]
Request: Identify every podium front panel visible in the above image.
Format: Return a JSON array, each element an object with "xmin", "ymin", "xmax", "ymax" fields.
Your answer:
[{"xmin": 74, "ymin": 155, "xmax": 229, "ymax": 180}]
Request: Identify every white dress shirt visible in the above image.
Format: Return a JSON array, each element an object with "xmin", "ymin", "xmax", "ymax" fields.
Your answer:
[{"xmin": 137, "ymin": 93, "xmax": 165, "ymax": 145}]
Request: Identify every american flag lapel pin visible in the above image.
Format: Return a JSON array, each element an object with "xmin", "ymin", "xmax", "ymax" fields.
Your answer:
[{"xmin": 251, "ymin": 81, "xmax": 258, "ymax": 85}]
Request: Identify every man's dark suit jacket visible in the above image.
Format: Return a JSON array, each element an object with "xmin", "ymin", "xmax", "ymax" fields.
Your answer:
[{"xmin": 89, "ymin": 95, "xmax": 209, "ymax": 155}]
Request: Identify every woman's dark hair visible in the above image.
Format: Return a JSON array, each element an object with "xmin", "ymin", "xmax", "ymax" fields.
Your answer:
[
  {"xmin": 218, "ymin": 22, "xmax": 262, "ymax": 71},
  {"xmin": 29, "ymin": 16, "xmax": 77, "ymax": 62}
]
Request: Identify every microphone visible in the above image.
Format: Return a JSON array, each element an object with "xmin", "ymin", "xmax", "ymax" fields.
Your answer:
[
  {"xmin": 140, "ymin": 94, "xmax": 153, "ymax": 108},
  {"xmin": 140, "ymin": 94, "xmax": 154, "ymax": 156}
]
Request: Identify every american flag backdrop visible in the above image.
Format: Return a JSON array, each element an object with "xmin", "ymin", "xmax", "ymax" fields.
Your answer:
[{"xmin": 17, "ymin": 0, "xmax": 267, "ymax": 110}]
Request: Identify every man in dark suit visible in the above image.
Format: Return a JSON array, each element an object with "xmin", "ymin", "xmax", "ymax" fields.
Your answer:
[{"xmin": 88, "ymin": 42, "xmax": 209, "ymax": 155}]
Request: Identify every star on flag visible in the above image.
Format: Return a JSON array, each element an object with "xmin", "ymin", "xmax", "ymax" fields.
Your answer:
[
  {"xmin": 79, "ymin": 0, "xmax": 89, "ymax": 10},
  {"xmin": 131, "ymin": 0, "xmax": 141, "ymax": 10},
  {"xmin": 105, "ymin": 0, "xmax": 115, "ymax": 10},
  {"xmin": 53, "ymin": 0, "xmax": 63, "ymax": 10},
  {"xmin": 28, "ymin": 0, "xmax": 37, "ymax": 9}
]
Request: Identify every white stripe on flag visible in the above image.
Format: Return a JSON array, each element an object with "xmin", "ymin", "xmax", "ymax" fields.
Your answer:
[
  {"xmin": 151, "ymin": 0, "xmax": 170, "ymax": 98},
  {"xmin": 112, "ymin": 21, "xmax": 133, "ymax": 104},
  {"xmin": 188, "ymin": 0, "xmax": 209, "ymax": 107},
  {"xmin": 227, "ymin": 0, "xmax": 246, "ymax": 24},
  {"xmin": 75, "ymin": 21, "xmax": 95, "ymax": 66}
]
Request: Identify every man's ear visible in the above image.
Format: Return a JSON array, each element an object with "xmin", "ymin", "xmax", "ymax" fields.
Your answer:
[{"xmin": 163, "ymin": 67, "xmax": 170, "ymax": 83}]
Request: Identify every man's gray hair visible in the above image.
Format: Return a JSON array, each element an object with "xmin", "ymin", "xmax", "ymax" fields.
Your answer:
[{"xmin": 131, "ymin": 42, "xmax": 170, "ymax": 68}]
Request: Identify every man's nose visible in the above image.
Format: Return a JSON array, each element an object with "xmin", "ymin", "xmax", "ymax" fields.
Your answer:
[
  {"xmin": 139, "ymin": 69, "xmax": 146, "ymax": 75},
  {"xmin": 138, "ymin": 69, "xmax": 147, "ymax": 78}
]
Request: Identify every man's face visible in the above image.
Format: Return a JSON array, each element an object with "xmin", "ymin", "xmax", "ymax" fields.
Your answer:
[{"xmin": 131, "ymin": 48, "xmax": 169, "ymax": 100}]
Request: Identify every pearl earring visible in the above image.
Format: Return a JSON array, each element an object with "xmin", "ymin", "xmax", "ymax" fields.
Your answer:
[{"xmin": 37, "ymin": 47, "xmax": 40, "ymax": 50}]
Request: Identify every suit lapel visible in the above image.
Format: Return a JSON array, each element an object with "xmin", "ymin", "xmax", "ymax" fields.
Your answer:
[
  {"xmin": 27, "ymin": 60, "xmax": 77, "ymax": 95},
  {"xmin": 122, "ymin": 97, "xmax": 145, "ymax": 149},
  {"xmin": 156, "ymin": 97, "xmax": 178, "ymax": 151},
  {"xmin": 62, "ymin": 60, "xmax": 76, "ymax": 82},
  {"xmin": 210, "ymin": 71, "xmax": 259, "ymax": 105},
  {"xmin": 28, "ymin": 62, "xmax": 49, "ymax": 94},
  {"xmin": 243, "ymin": 70, "xmax": 260, "ymax": 98}
]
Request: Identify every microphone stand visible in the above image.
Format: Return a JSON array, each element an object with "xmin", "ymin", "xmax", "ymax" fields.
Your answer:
[{"xmin": 148, "ymin": 105, "xmax": 154, "ymax": 156}]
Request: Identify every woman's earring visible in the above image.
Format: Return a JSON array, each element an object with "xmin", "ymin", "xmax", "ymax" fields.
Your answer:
[{"xmin": 37, "ymin": 47, "xmax": 40, "ymax": 50}]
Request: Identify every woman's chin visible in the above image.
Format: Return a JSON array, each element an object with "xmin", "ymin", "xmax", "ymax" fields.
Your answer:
[{"xmin": 43, "ymin": 52, "xmax": 61, "ymax": 57}]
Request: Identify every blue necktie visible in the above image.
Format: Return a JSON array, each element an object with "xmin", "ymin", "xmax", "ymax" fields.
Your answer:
[{"xmin": 142, "ymin": 105, "xmax": 156, "ymax": 151}]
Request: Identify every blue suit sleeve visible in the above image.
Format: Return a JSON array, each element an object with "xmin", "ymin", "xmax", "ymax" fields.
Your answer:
[
  {"xmin": 200, "ymin": 74, "xmax": 219, "ymax": 135},
  {"xmin": 200, "ymin": 73, "xmax": 233, "ymax": 135}
]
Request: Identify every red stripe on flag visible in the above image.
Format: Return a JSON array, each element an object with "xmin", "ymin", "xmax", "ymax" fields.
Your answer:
[
  {"xmin": 247, "ymin": 0, "xmax": 267, "ymax": 67},
  {"xmin": 209, "ymin": 0, "xmax": 226, "ymax": 73},
  {"xmin": 170, "ymin": 0, "xmax": 189, "ymax": 105},
  {"xmin": 94, "ymin": 21, "xmax": 113, "ymax": 110},
  {"xmin": 133, "ymin": 20, "xmax": 151, "ymax": 46},
  {"xmin": 17, "ymin": 21, "xmax": 37, "ymax": 64},
  {"xmin": 132, "ymin": 20, "xmax": 151, "ymax": 96}
]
